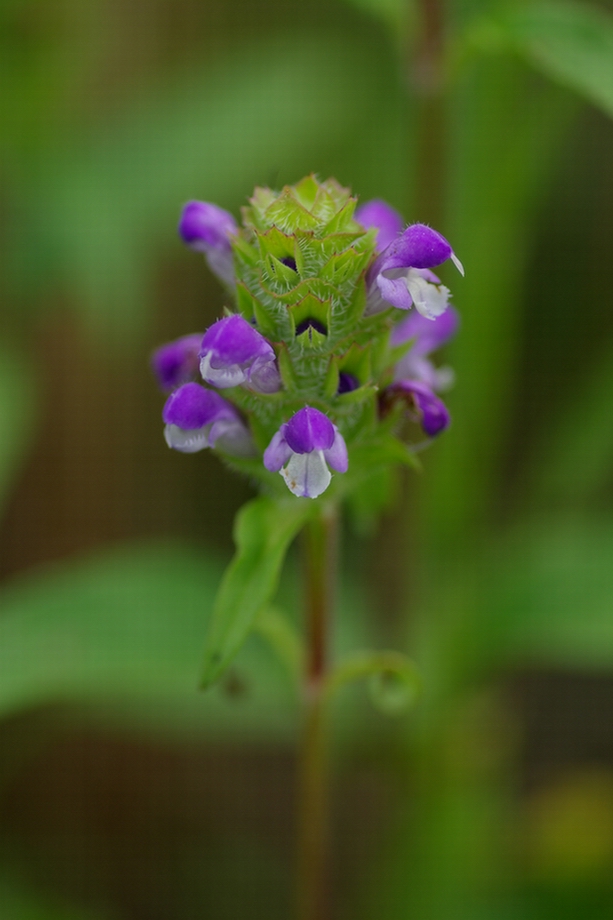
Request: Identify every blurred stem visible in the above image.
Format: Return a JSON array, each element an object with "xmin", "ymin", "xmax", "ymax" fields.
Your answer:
[
  {"xmin": 296, "ymin": 505, "xmax": 338, "ymax": 920},
  {"xmin": 413, "ymin": 0, "xmax": 447, "ymax": 228},
  {"xmin": 371, "ymin": 0, "xmax": 449, "ymax": 639}
]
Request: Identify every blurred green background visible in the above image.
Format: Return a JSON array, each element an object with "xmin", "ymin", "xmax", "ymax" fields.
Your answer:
[{"xmin": 1, "ymin": 0, "xmax": 613, "ymax": 917}]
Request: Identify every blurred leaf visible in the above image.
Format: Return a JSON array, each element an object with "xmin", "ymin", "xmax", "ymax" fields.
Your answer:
[
  {"xmin": 480, "ymin": 2, "xmax": 613, "ymax": 119},
  {"xmin": 530, "ymin": 347, "xmax": 613, "ymax": 506},
  {"xmin": 0, "ymin": 542, "xmax": 298, "ymax": 743},
  {"xmin": 0, "ymin": 875, "xmax": 105, "ymax": 919},
  {"xmin": 23, "ymin": 32, "xmax": 390, "ymax": 333},
  {"xmin": 443, "ymin": 518, "xmax": 613, "ymax": 678},
  {"xmin": 255, "ymin": 605, "xmax": 303, "ymax": 690},
  {"xmin": 0, "ymin": 347, "xmax": 37, "ymax": 516},
  {"xmin": 337, "ymin": 0, "xmax": 410, "ymax": 38},
  {"xmin": 426, "ymin": 56, "xmax": 573, "ymax": 543},
  {"xmin": 200, "ymin": 497, "xmax": 312, "ymax": 688}
]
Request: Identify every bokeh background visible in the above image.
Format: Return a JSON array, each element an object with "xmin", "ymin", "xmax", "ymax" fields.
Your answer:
[{"xmin": 1, "ymin": 0, "xmax": 613, "ymax": 918}]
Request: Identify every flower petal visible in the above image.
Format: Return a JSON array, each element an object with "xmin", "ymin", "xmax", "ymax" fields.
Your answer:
[
  {"xmin": 391, "ymin": 304, "xmax": 459, "ymax": 352},
  {"xmin": 151, "ymin": 334, "xmax": 202, "ymax": 391},
  {"xmin": 199, "ymin": 352, "xmax": 248, "ymax": 388},
  {"xmin": 247, "ymin": 354, "xmax": 282, "ymax": 394},
  {"xmin": 208, "ymin": 419, "xmax": 255, "ymax": 456},
  {"xmin": 164, "ymin": 424, "xmax": 211, "ymax": 453},
  {"xmin": 355, "ymin": 199, "xmax": 404, "ymax": 250},
  {"xmin": 377, "ymin": 224, "xmax": 453, "ymax": 273},
  {"xmin": 178, "ymin": 201, "xmax": 237, "ymax": 251},
  {"xmin": 324, "ymin": 429, "xmax": 348, "ymax": 473},
  {"xmin": 201, "ymin": 315, "xmax": 273, "ymax": 366},
  {"xmin": 281, "ymin": 451, "xmax": 332, "ymax": 499},
  {"xmin": 178, "ymin": 201, "xmax": 237, "ymax": 285},
  {"xmin": 263, "ymin": 427, "xmax": 292, "ymax": 472},
  {"xmin": 285, "ymin": 407, "xmax": 335, "ymax": 454},
  {"xmin": 162, "ymin": 383, "xmax": 236, "ymax": 429},
  {"xmin": 394, "ymin": 381, "xmax": 450, "ymax": 436},
  {"xmin": 404, "ymin": 270, "xmax": 451, "ymax": 320}
]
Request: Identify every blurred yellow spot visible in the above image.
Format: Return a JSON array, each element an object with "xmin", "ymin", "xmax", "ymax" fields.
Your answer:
[{"xmin": 525, "ymin": 767, "xmax": 613, "ymax": 882}]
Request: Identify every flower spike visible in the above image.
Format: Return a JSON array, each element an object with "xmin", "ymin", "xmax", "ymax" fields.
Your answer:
[{"xmin": 264, "ymin": 407, "xmax": 348, "ymax": 499}]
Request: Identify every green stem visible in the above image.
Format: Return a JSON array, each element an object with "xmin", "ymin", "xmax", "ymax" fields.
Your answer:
[{"xmin": 296, "ymin": 505, "xmax": 338, "ymax": 920}]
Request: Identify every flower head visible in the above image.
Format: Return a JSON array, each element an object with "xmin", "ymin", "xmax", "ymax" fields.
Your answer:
[
  {"xmin": 151, "ymin": 333, "xmax": 202, "ymax": 391},
  {"xmin": 162, "ymin": 382, "xmax": 253, "ymax": 455},
  {"xmin": 199, "ymin": 314, "xmax": 281, "ymax": 393},
  {"xmin": 392, "ymin": 306, "xmax": 459, "ymax": 391},
  {"xmin": 178, "ymin": 201, "xmax": 237, "ymax": 286},
  {"xmin": 366, "ymin": 223, "xmax": 463, "ymax": 319},
  {"xmin": 264, "ymin": 407, "xmax": 348, "ymax": 499}
]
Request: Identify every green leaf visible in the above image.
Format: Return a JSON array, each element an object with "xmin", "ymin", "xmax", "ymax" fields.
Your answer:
[
  {"xmin": 200, "ymin": 496, "xmax": 313, "ymax": 688},
  {"xmin": 0, "ymin": 542, "xmax": 298, "ymax": 743},
  {"xmin": 484, "ymin": 1, "xmax": 613, "ymax": 119},
  {"xmin": 529, "ymin": 347, "xmax": 613, "ymax": 506}
]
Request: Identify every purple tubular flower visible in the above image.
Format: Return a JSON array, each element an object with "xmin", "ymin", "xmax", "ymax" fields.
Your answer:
[
  {"xmin": 366, "ymin": 224, "xmax": 464, "ymax": 319},
  {"xmin": 178, "ymin": 201, "xmax": 238, "ymax": 286},
  {"xmin": 263, "ymin": 406, "xmax": 348, "ymax": 499},
  {"xmin": 390, "ymin": 380, "xmax": 450, "ymax": 437},
  {"xmin": 162, "ymin": 382, "xmax": 253, "ymax": 455},
  {"xmin": 151, "ymin": 333, "xmax": 202, "ymax": 391},
  {"xmin": 355, "ymin": 199, "xmax": 404, "ymax": 250},
  {"xmin": 199, "ymin": 314, "xmax": 281, "ymax": 393},
  {"xmin": 392, "ymin": 306, "xmax": 459, "ymax": 390}
]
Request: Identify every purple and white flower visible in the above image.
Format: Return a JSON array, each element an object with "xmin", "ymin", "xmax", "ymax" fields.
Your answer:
[
  {"xmin": 263, "ymin": 406, "xmax": 348, "ymax": 499},
  {"xmin": 151, "ymin": 333, "xmax": 202, "ymax": 391},
  {"xmin": 178, "ymin": 201, "xmax": 237, "ymax": 286},
  {"xmin": 391, "ymin": 306, "xmax": 459, "ymax": 391},
  {"xmin": 365, "ymin": 219, "xmax": 464, "ymax": 319},
  {"xmin": 386, "ymin": 380, "xmax": 450, "ymax": 438},
  {"xmin": 163, "ymin": 382, "xmax": 253, "ymax": 455},
  {"xmin": 199, "ymin": 314, "xmax": 281, "ymax": 393}
]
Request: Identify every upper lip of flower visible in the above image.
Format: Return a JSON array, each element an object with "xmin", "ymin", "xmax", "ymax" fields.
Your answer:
[{"xmin": 198, "ymin": 314, "xmax": 280, "ymax": 393}]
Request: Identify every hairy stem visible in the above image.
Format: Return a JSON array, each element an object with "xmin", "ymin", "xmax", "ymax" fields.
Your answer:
[{"xmin": 296, "ymin": 505, "xmax": 338, "ymax": 920}]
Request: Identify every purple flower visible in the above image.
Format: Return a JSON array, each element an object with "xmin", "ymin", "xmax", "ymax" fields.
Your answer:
[
  {"xmin": 366, "ymin": 223, "xmax": 464, "ymax": 319},
  {"xmin": 387, "ymin": 380, "xmax": 450, "ymax": 438},
  {"xmin": 263, "ymin": 407, "xmax": 348, "ymax": 499},
  {"xmin": 391, "ymin": 306, "xmax": 459, "ymax": 391},
  {"xmin": 355, "ymin": 199, "xmax": 404, "ymax": 250},
  {"xmin": 178, "ymin": 201, "xmax": 237, "ymax": 286},
  {"xmin": 162, "ymin": 382, "xmax": 253, "ymax": 455},
  {"xmin": 151, "ymin": 333, "xmax": 202, "ymax": 391},
  {"xmin": 199, "ymin": 314, "xmax": 281, "ymax": 393}
]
